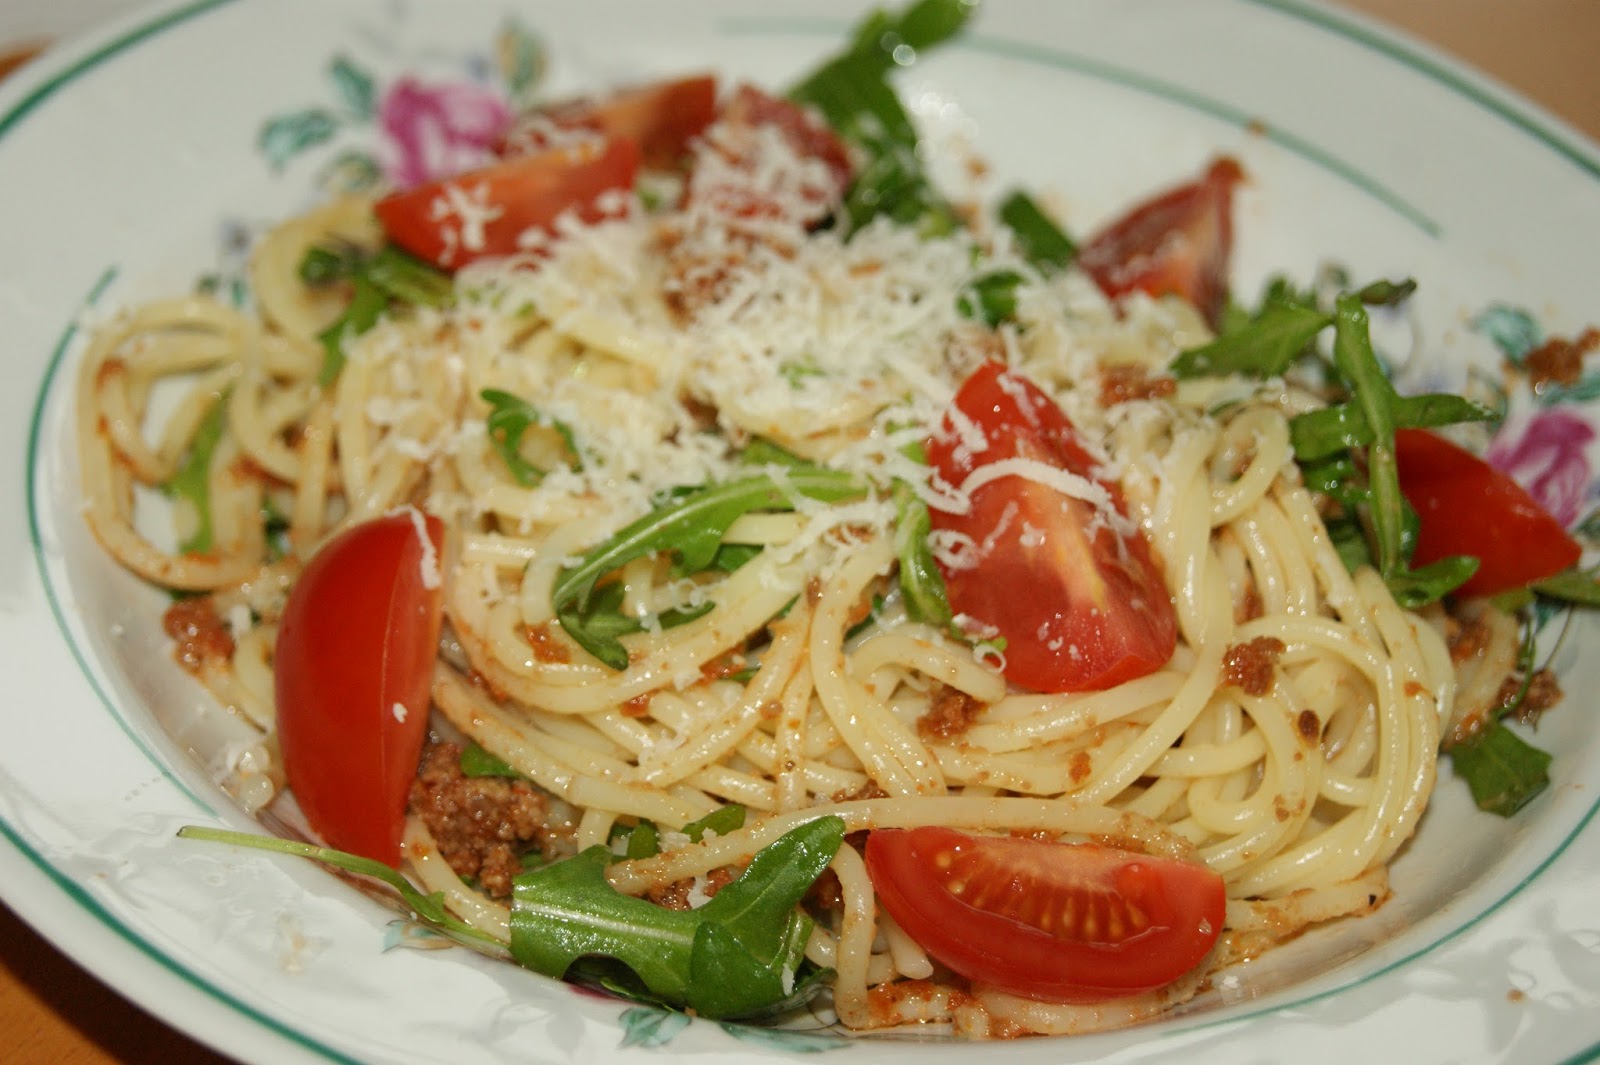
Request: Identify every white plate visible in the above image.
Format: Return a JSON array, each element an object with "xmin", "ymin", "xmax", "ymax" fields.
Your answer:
[{"xmin": 5, "ymin": 1, "xmax": 1600, "ymax": 1062}]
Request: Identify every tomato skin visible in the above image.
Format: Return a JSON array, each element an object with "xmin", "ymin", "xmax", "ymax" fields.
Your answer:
[
  {"xmin": 274, "ymin": 511, "xmax": 446, "ymax": 867},
  {"xmin": 679, "ymin": 84, "xmax": 854, "ymax": 229},
  {"xmin": 1078, "ymin": 156, "xmax": 1245, "ymax": 328},
  {"xmin": 499, "ymin": 74, "xmax": 718, "ymax": 169},
  {"xmin": 374, "ymin": 135, "xmax": 640, "ymax": 269},
  {"xmin": 925, "ymin": 362, "xmax": 1176, "ymax": 693},
  {"xmin": 719, "ymin": 84, "xmax": 853, "ymax": 195},
  {"xmin": 865, "ymin": 827, "xmax": 1225, "ymax": 1002},
  {"xmin": 1394, "ymin": 428, "xmax": 1581, "ymax": 597}
]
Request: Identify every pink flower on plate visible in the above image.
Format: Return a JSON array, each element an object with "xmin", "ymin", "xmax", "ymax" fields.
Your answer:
[
  {"xmin": 379, "ymin": 76, "xmax": 512, "ymax": 189},
  {"xmin": 1485, "ymin": 408, "xmax": 1595, "ymax": 528}
]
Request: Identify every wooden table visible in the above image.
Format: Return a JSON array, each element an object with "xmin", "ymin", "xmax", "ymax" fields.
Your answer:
[{"xmin": 3, "ymin": 3, "xmax": 1598, "ymax": 1062}]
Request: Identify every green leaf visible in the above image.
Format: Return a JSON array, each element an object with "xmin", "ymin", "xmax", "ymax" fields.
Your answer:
[
  {"xmin": 956, "ymin": 270, "xmax": 1022, "ymax": 328},
  {"xmin": 176, "ymin": 827, "xmax": 499, "ymax": 947},
  {"xmin": 1530, "ymin": 565, "xmax": 1600, "ymax": 606},
  {"xmin": 738, "ymin": 437, "xmax": 807, "ymax": 467},
  {"xmin": 481, "ymin": 388, "xmax": 581, "ymax": 486},
  {"xmin": 1449, "ymin": 722, "xmax": 1551, "ymax": 816},
  {"xmin": 258, "ymin": 109, "xmax": 340, "ymax": 171},
  {"xmin": 1289, "ymin": 391, "xmax": 1496, "ymax": 462},
  {"xmin": 893, "ymin": 479, "xmax": 954, "ymax": 630},
  {"xmin": 685, "ymin": 916, "xmax": 810, "ymax": 1019},
  {"xmin": 553, "ymin": 469, "xmax": 867, "ymax": 669},
  {"xmin": 1284, "ymin": 294, "xmax": 1482, "ymax": 607},
  {"xmin": 511, "ymin": 847, "xmax": 701, "ymax": 1001},
  {"xmin": 509, "ymin": 816, "xmax": 845, "ymax": 1020},
  {"xmin": 1355, "ymin": 276, "xmax": 1417, "ymax": 307},
  {"xmin": 657, "ymin": 601, "xmax": 717, "ymax": 628},
  {"xmin": 316, "ymin": 273, "xmax": 387, "ymax": 385},
  {"xmin": 1336, "ymin": 296, "xmax": 1406, "ymax": 582},
  {"xmin": 303, "ymin": 243, "xmax": 455, "ymax": 385},
  {"xmin": 1383, "ymin": 556, "xmax": 1481, "ymax": 610},
  {"xmin": 298, "ymin": 245, "xmax": 352, "ymax": 285},
  {"xmin": 996, "ymin": 190, "xmax": 1076, "ymax": 270},
  {"xmin": 708, "ymin": 543, "xmax": 764, "ymax": 574},
  {"xmin": 1172, "ymin": 301, "xmax": 1332, "ymax": 379},
  {"xmin": 366, "ymin": 245, "xmax": 456, "ymax": 308},
  {"xmin": 609, "ymin": 819, "xmax": 661, "ymax": 860},
  {"xmin": 459, "ymin": 743, "xmax": 522, "ymax": 779},
  {"xmin": 693, "ymin": 816, "xmax": 843, "ymax": 967},
  {"xmin": 162, "ymin": 393, "xmax": 229, "ymax": 555},
  {"xmin": 787, "ymin": 0, "xmax": 975, "ymax": 235},
  {"xmin": 684, "ymin": 805, "xmax": 746, "ymax": 842}
]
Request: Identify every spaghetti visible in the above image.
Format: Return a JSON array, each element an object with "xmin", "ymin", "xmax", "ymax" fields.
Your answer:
[{"xmin": 74, "ymin": 61, "xmax": 1522, "ymax": 1038}]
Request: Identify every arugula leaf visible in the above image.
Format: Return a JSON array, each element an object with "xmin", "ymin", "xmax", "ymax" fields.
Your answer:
[
  {"xmin": 460, "ymin": 742, "xmax": 522, "ymax": 779},
  {"xmin": 610, "ymin": 819, "xmax": 662, "ymax": 860},
  {"xmin": 788, "ymin": 0, "xmax": 975, "ymax": 235},
  {"xmin": 687, "ymin": 917, "xmax": 809, "ymax": 1019},
  {"xmin": 300, "ymin": 242, "xmax": 455, "ymax": 384},
  {"xmin": 176, "ymin": 826, "xmax": 501, "ymax": 949},
  {"xmin": 1334, "ymin": 296, "xmax": 1453, "ymax": 603},
  {"xmin": 509, "ymin": 816, "xmax": 845, "ymax": 1020},
  {"xmin": 893, "ymin": 480, "xmax": 955, "ymax": 630},
  {"xmin": 1528, "ymin": 565, "xmax": 1600, "ymax": 607},
  {"xmin": 1446, "ymin": 610, "xmax": 1553, "ymax": 816},
  {"xmin": 481, "ymin": 388, "xmax": 582, "ymax": 486},
  {"xmin": 1355, "ymin": 276, "xmax": 1418, "ymax": 307},
  {"xmin": 956, "ymin": 270, "xmax": 1023, "ymax": 328},
  {"xmin": 1283, "ymin": 295, "xmax": 1484, "ymax": 607},
  {"xmin": 1172, "ymin": 301, "xmax": 1332, "ymax": 379},
  {"xmin": 1174, "ymin": 274, "xmax": 1425, "ymax": 381},
  {"xmin": 707, "ymin": 543, "xmax": 764, "ymax": 574},
  {"xmin": 553, "ymin": 469, "xmax": 868, "ymax": 669},
  {"xmin": 610, "ymin": 806, "xmax": 746, "ymax": 865},
  {"xmin": 163, "ymin": 392, "xmax": 229, "ymax": 555},
  {"xmin": 512, "ymin": 847, "xmax": 701, "ymax": 997},
  {"xmin": 738, "ymin": 437, "xmax": 807, "ymax": 467},
  {"xmin": 364, "ymin": 244, "xmax": 455, "ymax": 306},
  {"xmin": 996, "ymin": 190, "xmax": 1077, "ymax": 270},
  {"xmin": 1449, "ymin": 722, "xmax": 1551, "ymax": 816},
  {"xmin": 1289, "ymin": 392, "xmax": 1496, "ymax": 462},
  {"xmin": 684, "ymin": 804, "xmax": 747, "ymax": 842},
  {"xmin": 316, "ymin": 274, "xmax": 387, "ymax": 385}
]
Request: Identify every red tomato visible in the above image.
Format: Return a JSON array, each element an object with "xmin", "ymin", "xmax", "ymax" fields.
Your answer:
[
  {"xmin": 499, "ymin": 74, "xmax": 718, "ymax": 169},
  {"xmin": 1078, "ymin": 156, "xmax": 1245, "ymax": 328},
  {"xmin": 679, "ymin": 84, "xmax": 853, "ymax": 228},
  {"xmin": 1394, "ymin": 428, "xmax": 1581, "ymax": 597},
  {"xmin": 718, "ymin": 84, "xmax": 853, "ymax": 195},
  {"xmin": 374, "ymin": 136, "xmax": 640, "ymax": 269},
  {"xmin": 274, "ymin": 510, "xmax": 446, "ymax": 867},
  {"xmin": 865, "ymin": 827, "xmax": 1225, "ymax": 1003},
  {"xmin": 925, "ymin": 362, "xmax": 1176, "ymax": 692}
]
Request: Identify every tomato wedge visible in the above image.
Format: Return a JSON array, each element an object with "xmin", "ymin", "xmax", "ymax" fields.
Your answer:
[
  {"xmin": 374, "ymin": 135, "xmax": 640, "ymax": 269},
  {"xmin": 681, "ymin": 84, "xmax": 854, "ymax": 228},
  {"xmin": 274, "ymin": 510, "xmax": 446, "ymax": 867},
  {"xmin": 925, "ymin": 362, "xmax": 1176, "ymax": 692},
  {"xmin": 499, "ymin": 74, "xmax": 718, "ymax": 169},
  {"xmin": 1395, "ymin": 427, "xmax": 1581, "ymax": 597},
  {"xmin": 1078, "ymin": 156, "xmax": 1245, "ymax": 328},
  {"xmin": 718, "ymin": 84, "xmax": 853, "ymax": 196},
  {"xmin": 865, "ymin": 827, "xmax": 1225, "ymax": 1002}
]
